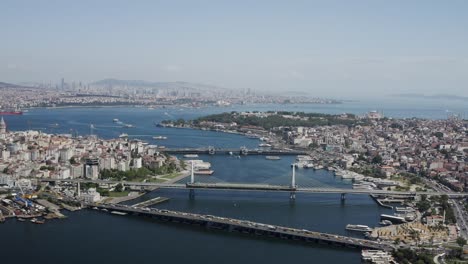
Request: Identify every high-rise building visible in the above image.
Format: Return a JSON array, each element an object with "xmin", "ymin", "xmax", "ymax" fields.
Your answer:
[{"xmin": 0, "ymin": 117, "xmax": 6, "ymax": 134}]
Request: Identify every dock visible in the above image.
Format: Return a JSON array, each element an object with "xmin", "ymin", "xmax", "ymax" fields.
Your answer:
[
  {"xmin": 369, "ymin": 195, "xmax": 393, "ymax": 209},
  {"xmin": 91, "ymin": 203, "xmax": 394, "ymax": 251},
  {"xmin": 132, "ymin": 197, "xmax": 170, "ymax": 208}
]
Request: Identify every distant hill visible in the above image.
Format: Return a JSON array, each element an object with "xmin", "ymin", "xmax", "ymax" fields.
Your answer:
[
  {"xmin": 391, "ymin": 93, "xmax": 468, "ymax": 101},
  {"xmin": 0, "ymin": 81, "xmax": 24, "ymax": 88},
  {"xmin": 92, "ymin": 78, "xmax": 228, "ymax": 91}
]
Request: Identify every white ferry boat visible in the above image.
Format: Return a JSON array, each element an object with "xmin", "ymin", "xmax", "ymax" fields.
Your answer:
[
  {"xmin": 152, "ymin": 136, "xmax": 167, "ymax": 140},
  {"xmin": 345, "ymin": 224, "xmax": 373, "ymax": 232},
  {"xmin": 296, "ymin": 155, "xmax": 313, "ymax": 161},
  {"xmin": 194, "ymin": 169, "xmax": 214, "ymax": 175},
  {"xmin": 265, "ymin": 156, "xmax": 281, "ymax": 160},
  {"xmin": 119, "ymin": 133, "xmax": 128, "ymax": 138},
  {"xmin": 184, "ymin": 154, "xmax": 199, "ymax": 158}
]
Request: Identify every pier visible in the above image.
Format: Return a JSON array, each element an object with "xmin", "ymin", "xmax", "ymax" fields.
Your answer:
[
  {"xmin": 131, "ymin": 197, "xmax": 169, "ymax": 208},
  {"xmin": 91, "ymin": 203, "xmax": 394, "ymax": 251}
]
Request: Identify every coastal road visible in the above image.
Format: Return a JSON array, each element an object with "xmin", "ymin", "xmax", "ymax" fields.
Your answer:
[{"xmin": 424, "ymin": 179, "xmax": 468, "ymax": 238}]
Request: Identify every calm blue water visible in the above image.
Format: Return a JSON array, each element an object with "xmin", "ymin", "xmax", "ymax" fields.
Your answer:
[{"xmin": 1, "ymin": 99, "xmax": 463, "ymax": 264}]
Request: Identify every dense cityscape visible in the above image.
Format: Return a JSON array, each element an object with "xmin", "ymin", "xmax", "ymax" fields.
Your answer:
[
  {"xmin": 0, "ymin": 79, "xmax": 341, "ymax": 110},
  {"xmin": 2, "ymin": 108, "xmax": 468, "ymax": 263}
]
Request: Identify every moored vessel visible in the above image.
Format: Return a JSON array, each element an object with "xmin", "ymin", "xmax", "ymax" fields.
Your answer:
[
  {"xmin": 345, "ymin": 224, "xmax": 373, "ymax": 232},
  {"xmin": 194, "ymin": 169, "xmax": 214, "ymax": 175}
]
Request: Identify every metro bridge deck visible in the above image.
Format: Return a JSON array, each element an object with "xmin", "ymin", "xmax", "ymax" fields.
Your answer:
[{"xmin": 92, "ymin": 203, "xmax": 394, "ymax": 251}]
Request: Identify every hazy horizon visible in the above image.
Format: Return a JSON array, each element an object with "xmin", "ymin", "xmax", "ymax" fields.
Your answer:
[{"xmin": 2, "ymin": 0, "xmax": 468, "ymax": 97}]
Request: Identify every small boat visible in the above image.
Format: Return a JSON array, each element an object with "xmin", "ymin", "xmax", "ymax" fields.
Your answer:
[
  {"xmin": 265, "ymin": 156, "xmax": 281, "ymax": 160},
  {"xmin": 30, "ymin": 218, "xmax": 45, "ymax": 224},
  {"xmin": 119, "ymin": 133, "xmax": 128, "ymax": 138},
  {"xmin": 123, "ymin": 124, "xmax": 134, "ymax": 128},
  {"xmin": 246, "ymin": 134, "xmax": 260, "ymax": 139},
  {"xmin": 379, "ymin": 220, "xmax": 392, "ymax": 226},
  {"xmin": 17, "ymin": 218, "xmax": 26, "ymax": 222},
  {"xmin": 152, "ymin": 136, "xmax": 167, "ymax": 140},
  {"xmin": 183, "ymin": 154, "xmax": 199, "ymax": 158},
  {"xmin": 113, "ymin": 118, "xmax": 119, "ymax": 123},
  {"xmin": 111, "ymin": 211, "xmax": 128, "ymax": 216},
  {"xmin": 259, "ymin": 143, "xmax": 272, "ymax": 147},
  {"xmin": 194, "ymin": 169, "xmax": 214, "ymax": 175}
]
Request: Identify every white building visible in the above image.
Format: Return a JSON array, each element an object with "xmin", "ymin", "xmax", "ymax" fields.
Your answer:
[
  {"xmin": 81, "ymin": 188, "xmax": 101, "ymax": 203},
  {"xmin": 59, "ymin": 148, "xmax": 73, "ymax": 162},
  {"xmin": 133, "ymin": 157, "xmax": 142, "ymax": 169},
  {"xmin": 58, "ymin": 168, "xmax": 71, "ymax": 179},
  {"xmin": 0, "ymin": 174, "xmax": 14, "ymax": 187},
  {"xmin": 70, "ymin": 164, "xmax": 83, "ymax": 178}
]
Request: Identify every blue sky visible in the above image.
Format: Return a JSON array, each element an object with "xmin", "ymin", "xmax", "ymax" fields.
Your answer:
[{"xmin": 1, "ymin": 0, "xmax": 467, "ymax": 98}]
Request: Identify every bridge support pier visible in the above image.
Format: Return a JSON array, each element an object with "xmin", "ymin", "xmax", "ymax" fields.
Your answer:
[
  {"xmin": 341, "ymin": 193, "xmax": 346, "ymax": 202},
  {"xmin": 189, "ymin": 189, "xmax": 195, "ymax": 199},
  {"xmin": 290, "ymin": 192, "xmax": 296, "ymax": 200}
]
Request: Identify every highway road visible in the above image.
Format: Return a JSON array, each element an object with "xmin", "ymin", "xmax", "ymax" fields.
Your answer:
[{"xmin": 424, "ymin": 179, "xmax": 468, "ymax": 238}]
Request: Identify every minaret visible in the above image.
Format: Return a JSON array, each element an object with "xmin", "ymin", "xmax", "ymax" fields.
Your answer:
[{"xmin": 0, "ymin": 117, "xmax": 6, "ymax": 134}]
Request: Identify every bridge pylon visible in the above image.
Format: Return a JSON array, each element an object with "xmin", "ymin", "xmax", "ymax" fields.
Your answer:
[
  {"xmin": 291, "ymin": 163, "xmax": 296, "ymax": 188},
  {"xmin": 290, "ymin": 164, "xmax": 296, "ymax": 200},
  {"xmin": 190, "ymin": 161, "xmax": 195, "ymax": 184}
]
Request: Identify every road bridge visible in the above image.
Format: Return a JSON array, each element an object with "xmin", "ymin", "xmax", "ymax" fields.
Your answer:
[
  {"xmin": 42, "ymin": 161, "xmax": 468, "ymax": 200},
  {"xmin": 161, "ymin": 146, "xmax": 307, "ymax": 156},
  {"xmin": 42, "ymin": 178, "xmax": 468, "ymax": 198},
  {"xmin": 92, "ymin": 203, "xmax": 394, "ymax": 251}
]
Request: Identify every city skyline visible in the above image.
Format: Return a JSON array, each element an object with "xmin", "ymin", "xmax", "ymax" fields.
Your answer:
[{"xmin": 2, "ymin": 0, "xmax": 468, "ymax": 98}]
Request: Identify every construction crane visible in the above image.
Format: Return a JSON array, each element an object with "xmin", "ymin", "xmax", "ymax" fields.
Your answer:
[{"xmin": 15, "ymin": 181, "xmax": 33, "ymax": 207}]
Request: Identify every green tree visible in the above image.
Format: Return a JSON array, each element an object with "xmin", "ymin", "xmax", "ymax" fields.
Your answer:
[
  {"xmin": 457, "ymin": 236, "xmax": 467, "ymax": 247},
  {"xmin": 114, "ymin": 183, "xmax": 124, "ymax": 192},
  {"xmin": 434, "ymin": 132, "xmax": 444, "ymax": 139},
  {"xmin": 372, "ymin": 154, "xmax": 383, "ymax": 164}
]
